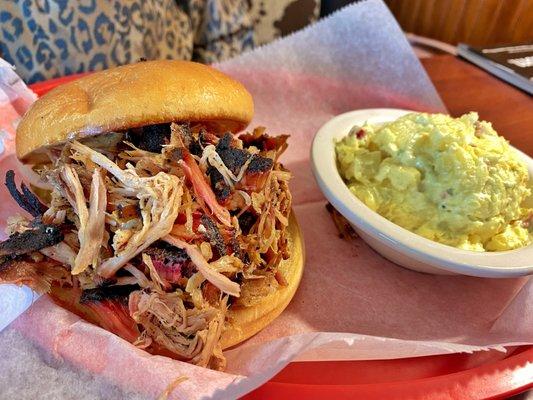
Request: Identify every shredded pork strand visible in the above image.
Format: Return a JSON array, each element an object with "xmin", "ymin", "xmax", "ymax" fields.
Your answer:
[
  {"xmin": 60, "ymin": 164, "xmax": 86, "ymax": 223},
  {"xmin": 40, "ymin": 242, "xmax": 76, "ymax": 266},
  {"xmin": 71, "ymin": 168, "xmax": 107, "ymax": 275},
  {"xmin": 0, "ymin": 259, "xmax": 71, "ymax": 294},
  {"xmin": 98, "ymin": 175, "xmax": 182, "ymax": 277},
  {"xmin": 163, "ymin": 235, "xmax": 240, "ymax": 297},
  {"xmin": 157, "ymin": 376, "xmax": 188, "ymax": 400},
  {"xmin": 70, "ymin": 141, "xmax": 184, "ymax": 278},
  {"xmin": 129, "ymin": 289, "xmax": 226, "ymax": 368},
  {"xmin": 179, "ymin": 152, "xmax": 231, "ymax": 227},
  {"xmin": 191, "ymin": 296, "xmax": 227, "ymax": 369},
  {"xmin": 142, "ymin": 253, "xmax": 166, "ymax": 291},
  {"xmin": 1, "ymin": 126, "xmax": 292, "ymax": 372},
  {"xmin": 71, "ymin": 141, "xmax": 136, "ymax": 187},
  {"xmin": 112, "ymin": 276, "xmax": 141, "ymax": 286},
  {"xmin": 124, "ymin": 263, "xmax": 151, "ymax": 288},
  {"xmin": 200, "ymin": 144, "xmax": 254, "ymax": 187}
]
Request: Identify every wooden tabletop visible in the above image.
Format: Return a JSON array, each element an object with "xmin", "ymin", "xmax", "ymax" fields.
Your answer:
[{"xmin": 421, "ymin": 55, "xmax": 532, "ymax": 154}]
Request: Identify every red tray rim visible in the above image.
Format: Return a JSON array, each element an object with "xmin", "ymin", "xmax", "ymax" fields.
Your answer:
[
  {"xmin": 245, "ymin": 347, "xmax": 533, "ymax": 399},
  {"xmin": 28, "ymin": 73, "xmax": 533, "ymax": 400}
]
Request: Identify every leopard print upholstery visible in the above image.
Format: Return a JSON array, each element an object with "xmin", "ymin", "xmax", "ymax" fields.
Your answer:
[{"xmin": 0, "ymin": 0, "xmax": 320, "ymax": 83}]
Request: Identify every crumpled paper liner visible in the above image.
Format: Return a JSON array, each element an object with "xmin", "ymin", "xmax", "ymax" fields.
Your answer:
[{"xmin": 1, "ymin": 1, "xmax": 531, "ymax": 399}]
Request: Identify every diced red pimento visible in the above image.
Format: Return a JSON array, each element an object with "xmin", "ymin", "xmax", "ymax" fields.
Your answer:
[{"xmin": 355, "ymin": 129, "xmax": 366, "ymax": 139}]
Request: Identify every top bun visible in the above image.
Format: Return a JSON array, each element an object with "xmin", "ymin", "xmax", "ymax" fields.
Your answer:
[{"xmin": 16, "ymin": 60, "xmax": 254, "ymax": 163}]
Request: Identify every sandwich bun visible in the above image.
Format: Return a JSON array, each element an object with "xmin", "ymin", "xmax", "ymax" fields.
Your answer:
[
  {"xmin": 221, "ymin": 212, "xmax": 304, "ymax": 349},
  {"xmin": 15, "ymin": 60, "xmax": 303, "ymax": 352},
  {"xmin": 16, "ymin": 60, "xmax": 254, "ymax": 163}
]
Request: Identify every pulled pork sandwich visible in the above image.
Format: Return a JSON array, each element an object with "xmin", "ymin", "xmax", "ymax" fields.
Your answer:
[{"xmin": 0, "ymin": 60, "xmax": 303, "ymax": 370}]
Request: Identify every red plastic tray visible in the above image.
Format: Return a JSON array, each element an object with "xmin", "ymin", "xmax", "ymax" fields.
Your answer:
[
  {"xmin": 29, "ymin": 74, "xmax": 533, "ymax": 400},
  {"xmin": 245, "ymin": 347, "xmax": 533, "ymax": 399}
]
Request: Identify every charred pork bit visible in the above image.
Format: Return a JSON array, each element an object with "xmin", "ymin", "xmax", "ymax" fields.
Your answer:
[
  {"xmin": 247, "ymin": 156, "xmax": 273, "ymax": 173},
  {"xmin": 0, "ymin": 221, "xmax": 63, "ymax": 265},
  {"xmin": 206, "ymin": 134, "xmax": 275, "ymax": 200},
  {"xmin": 5, "ymin": 170, "xmax": 47, "ymax": 217},
  {"xmin": 163, "ymin": 235, "xmax": 240, "ymax": 297},
  {"xmin": 127, "ymin": 123, "xmax": 171, "ymax": 153},
  {"xmin": 215, "ymin": 134, "xmax": 249, "ymax": 175},
  {"xmin": 170, "ymin": 123, "xmax": 193, "ymax": 149},
  {"xmin": 80, "ymin": 284, "xmax": 139, "ymax": 304},
  {"xmin": 178, "ymin": 126, "xmax": 216, "ymax": 156},
  {"xmin": 214, "ymin": 134, "xmax": 254, "ymax": 180},
  {"xmin": 145, "ymin": 241, "xmax": 195, "ymax": 283},
  {"xmin": 229, "ymin": 233, "xmax": 244, "ymax": 260},
  {"xmin": 200, "ymin": 215, "xmax": 226, "ymax": 257},
  {"xmin": 189, "ymin": 139, "xmax": 203, "ymax": 157},
  {"xmin": 78, "ymin": 285, "xmax": 141, "ymax": 343},
  {"xmin": 207, "ymin": 167, "xmax": 231, "ymax": 202},
  {"xmin": 238, "ymin": 155, "xmax": 273, "ymax": 192},
  {"xmin": 0, "ymin": 259, "xmax": 69, "ymax": 293},
  {"xmin": 214, "ymin": 134, "xmax": 275, "ymax": 191},
  {"xmin": 237, "ymin": 211, "xmax": 256, "ymax": 235},
  {"xmin": 206, "ymin": 134, "xmax": 243, "ymax": 201},
  {"xmin": 240, "ymin": 129, "xmax": 289, "ymax": 154},
  {"xmin": 326, "ymin": 202, "xmax": 358, "ymax": 240}
]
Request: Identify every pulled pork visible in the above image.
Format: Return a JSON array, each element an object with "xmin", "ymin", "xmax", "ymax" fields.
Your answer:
[{"xmin": 0, "ymin": 123, "xmax": 291, "ymax": 370}]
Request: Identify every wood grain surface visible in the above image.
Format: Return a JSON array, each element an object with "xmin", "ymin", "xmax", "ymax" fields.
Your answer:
[{"xmin": 386, "ymin": 0, "xmax": 533, "ymax": 47}]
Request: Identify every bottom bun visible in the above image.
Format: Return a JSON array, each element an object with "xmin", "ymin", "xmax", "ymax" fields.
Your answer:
[{"xmin": 221, "ymin": 211, "xmax": 304, "ymax": 349}]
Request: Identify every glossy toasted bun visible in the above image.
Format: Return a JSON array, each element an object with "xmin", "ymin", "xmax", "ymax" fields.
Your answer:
[
  {"xmin": 221, "ymin": 212, "xmax": 304, "ymax": 349},
  {"xmin": 16, "ymin": 60, "xmax": 254, "ymax": 163}
]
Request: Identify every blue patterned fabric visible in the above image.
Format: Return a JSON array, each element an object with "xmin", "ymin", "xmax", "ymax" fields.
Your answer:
[{"xmin": 0, "ymin": 0, "xmax": 319, "ymax": 83}]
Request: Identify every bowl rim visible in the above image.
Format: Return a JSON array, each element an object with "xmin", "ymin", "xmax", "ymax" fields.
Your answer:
[{"xmin": 311, "ymin": 108, "xmax": 533, "ymax": 277}]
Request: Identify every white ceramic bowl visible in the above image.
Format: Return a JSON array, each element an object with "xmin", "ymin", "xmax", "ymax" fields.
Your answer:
[{"xmin": 311, "ymin": 108, "xmax": 533, "ymax": 277}]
